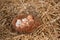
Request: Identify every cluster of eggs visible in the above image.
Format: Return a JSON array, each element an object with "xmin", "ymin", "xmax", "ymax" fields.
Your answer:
[{"xmin": 12, "ymin": 14, "xmax": 40, "ymax": 33}]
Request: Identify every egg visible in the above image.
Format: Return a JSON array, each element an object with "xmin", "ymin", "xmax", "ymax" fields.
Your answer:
[{"xmin": 12, "ymin": 14, "xmax": 40, "ymax": 33}]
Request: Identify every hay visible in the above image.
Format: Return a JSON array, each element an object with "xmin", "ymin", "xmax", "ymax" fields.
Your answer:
[{"xmin": 0, "ymin": 0, "xmax": 60, "ymax": 40}]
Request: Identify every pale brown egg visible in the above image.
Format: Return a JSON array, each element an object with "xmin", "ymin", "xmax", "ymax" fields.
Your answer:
[{"xmin": 12, "ymin": 14, "xmax": 40, "ymax": 33}]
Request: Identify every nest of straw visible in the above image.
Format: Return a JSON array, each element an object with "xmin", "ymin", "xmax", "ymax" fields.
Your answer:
[{"xmin": 0, "ymin": 0, "xmax": 60, "ymax": 40}]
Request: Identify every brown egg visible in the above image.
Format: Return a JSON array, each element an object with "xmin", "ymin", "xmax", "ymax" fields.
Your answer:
[{"xmin": 12, "ymin": 14, "xmax": 40, "ymax": 33}]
